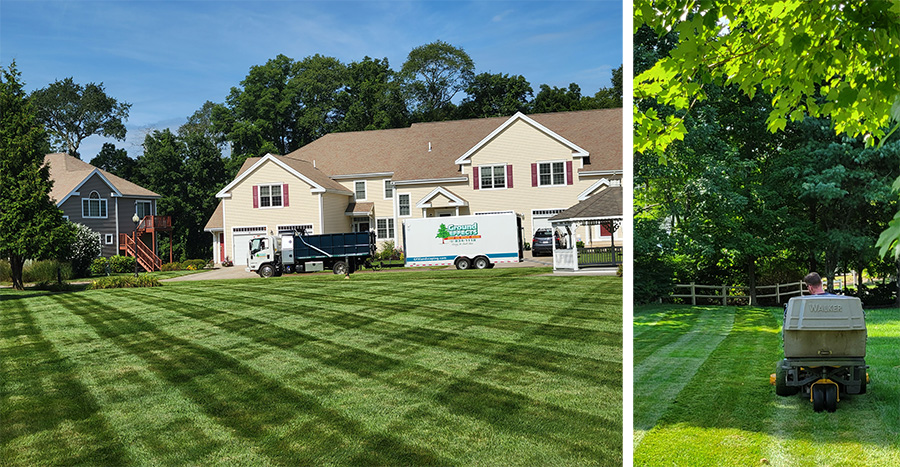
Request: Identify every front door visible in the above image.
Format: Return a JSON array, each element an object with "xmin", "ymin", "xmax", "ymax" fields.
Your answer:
[{"xmin": 353, "ymin": 217, "xmax": 370, "ymax": 233}]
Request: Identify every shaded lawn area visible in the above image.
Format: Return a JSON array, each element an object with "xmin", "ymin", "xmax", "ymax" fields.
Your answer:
[
  {"xmin": 633, "ymin": 304, "xmax": 900, "ymax": 466},
  {"xmin": 1, "ymin": 268, "xmax": 622, "ymax": 466}
]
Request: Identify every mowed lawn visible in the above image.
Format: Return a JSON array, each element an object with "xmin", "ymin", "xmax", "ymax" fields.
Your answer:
[
  {"xmin": 634, "ymin": 304, "xmax": 900, "ymax": 466},
  {"xmin": 1, "ymin": 268, "xmax": 622, "ymax": 466}
]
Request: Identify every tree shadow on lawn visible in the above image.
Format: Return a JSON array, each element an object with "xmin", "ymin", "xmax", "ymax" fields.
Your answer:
[
  {"xmin": 52, "ymin": 292, "xmax": 452, "ymax": 466},
  {"xmin": 122, "ymin": 285, "xmax": 622, "ymax": 462}
]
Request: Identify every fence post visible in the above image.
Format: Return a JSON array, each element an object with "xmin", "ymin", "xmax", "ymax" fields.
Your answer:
[
  {"xmin": 722, "ymin": 284, "xmax": 727, "ymax": 306},
  {"xmin": 776, "ymin": 283, "xmax": 781, "ymax": 304},
  {"xmin": 691, "ymin": 282, "xmax": 696, "ymax": 306}
]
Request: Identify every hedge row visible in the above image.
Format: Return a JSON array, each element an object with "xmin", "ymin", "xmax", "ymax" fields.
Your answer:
[{"xmin": 88, "ymin": 275, "xmax": 161, "ymax": 289}]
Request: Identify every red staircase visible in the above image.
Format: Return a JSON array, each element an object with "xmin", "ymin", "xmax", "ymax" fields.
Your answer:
[{"xmin": 119, "ymin": 215, "xmax": 173, "ymax": 271}]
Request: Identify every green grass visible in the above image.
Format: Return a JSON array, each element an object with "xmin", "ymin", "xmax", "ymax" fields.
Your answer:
[
  {"xmin": 634, "ymin": 304, "xmax": 900, "ymax": 466},
  {"xmin": 1, "ymin": 268, "xmax": 622, "ymax": 466}
]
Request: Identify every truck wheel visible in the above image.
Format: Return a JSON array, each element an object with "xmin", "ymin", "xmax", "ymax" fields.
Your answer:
[
  {"xmin": 825, "ymin": 385, "xmax": 837, "ymax": 413},
  {"xmin": 775, "ymin": 361, "xmax": 799, "ymax": 396},
  {"xmin": 259, "ymin": 264, "xmax": 275, "ymax": 278},
  {"xmin": 812, "ymin": 385, "xmax": 825, "ymax": 412},
  {"xmin": 473, "ymin": 256, "xmax": 490, "ymax": 269},
  {"xmin": 333, "ymin": 261, "xmax": 348, "ymax": 275},
  {"xmin": 455, "ymin": 257, "xmax": 471, "ymax": 270}
]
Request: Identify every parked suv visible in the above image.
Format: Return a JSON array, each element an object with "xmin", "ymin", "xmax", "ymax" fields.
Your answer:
[{"xmin": 532, "ymin": 228, "xmax": 563, "ymax": 256}]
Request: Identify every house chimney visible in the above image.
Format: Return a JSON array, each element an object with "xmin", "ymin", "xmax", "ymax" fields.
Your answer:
[
  {"xmin": 428, "ymin": 142, "xmax": 432, "ymax": 152},
  {"xmin": 313, "ymin": 159, "xmax": 316, "ymax": 168}
]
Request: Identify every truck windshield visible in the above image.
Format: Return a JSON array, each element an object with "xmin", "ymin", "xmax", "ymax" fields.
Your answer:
[{"xmin": 250, "ymin": 238, "xmax": 266, "ymax": 254}]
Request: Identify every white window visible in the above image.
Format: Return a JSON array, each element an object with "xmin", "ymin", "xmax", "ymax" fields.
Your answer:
[
  {"xmin": 82, "ymin": 191, "xmax": 107, "ymax": 218},
  {"xmin": 135, "ymin": 200, "xmax": 152, "ymax": 219},
  {"xmin": 278, "ymin": 224, "xmax": 313, "ymax": 235},
  {"xmin": 384, "ymin": 180, "xmax": 393, "ymax": 199},
  {"xmin": 539, "ymin": 161, "xmax": 566, "ymax": 186},
  {"xmin": 376, "ymin": 218, "xmax": 395, "ymax": 239},
  {"xmin": 398, "ymin": 194, "xmax": 411, "ymax": 217},
  {"xmin": 259, "ymin": 184, "xmax": 282, "ymax": 208},
  {"xmin": 479, "ymin": 165, "xmax": 507, "ymax": 189},
  {"xmin": 105, "ymin": 234, "xmax": 114, "ymax": 245},
  {"xmin": 354, "ymin": 181, "xmax": 367, "ymax": 201}
]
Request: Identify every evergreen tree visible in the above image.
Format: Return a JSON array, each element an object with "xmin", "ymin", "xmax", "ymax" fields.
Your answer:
[{"xmin": 0, "ymin": 62, "xmax": 75, "ymax": 290}]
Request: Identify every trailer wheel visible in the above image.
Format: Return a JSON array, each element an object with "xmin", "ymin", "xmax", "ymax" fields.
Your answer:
[
  {"xmin": 825, "ymin": 384, "xmax": 837, "ymax": 413},
  {"xmin": 333, "ymin": 261, "xmax": 348, "ymax": 275},
  {"xmin": 455, "ymin": 257, "xmax": 471, "ymax": 270},
  {"xmin": 812, "ymin": 385, "xmax": 826, "ymax": 412},
  {"xmin": 473, "ymin": 256, "xmax": 490, "ymax": 269},
  {"xmin": 259, "ymin": 264, "xmax": 275, "ymax": 278},
  {"xmin": 775, "ymin": 361, "xmax": 799, "ymax": 396}
]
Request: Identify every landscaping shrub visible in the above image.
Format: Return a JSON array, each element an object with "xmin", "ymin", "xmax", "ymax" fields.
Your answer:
[
  {"xmin": 22, "ymin": 260, "xmax": 72, "ymax": 283},
  {"xmin": 67, "ymin": 223, "xmax": 101, "ymax": 278},
  {"xmin": 108, "ymin": 255, "xmax": 136, "ymax": 273},
  {"xmin": 88, "ymin": 275, "xmax": 161, "ymax": 289},
  {"xmin": 161, "ymin": 262, "xmax": 180, "ymax": 271},
  {"xmin": 181, "ymin": 259, "xmax": 208, "ymax": 270},
  {"xmin": 89, "ymin": 257, "xmax": 109, "ymax": 276},
  {"xmin": 848, "ymin": 280, "xmax": 899, "ymax": 307},
  {"xmin": 376, "ymin": 241, "xmax": 403, "ymax": 261}
]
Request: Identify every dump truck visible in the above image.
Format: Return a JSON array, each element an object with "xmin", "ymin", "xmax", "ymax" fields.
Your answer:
[
  {"xmin": 246, "ymin": 231, "xmax": 375, "ymax": 277},
  {"xmin": 773, "ymin": 295, "xmax": 868, "ymax": 412},
  {"xmin": 403, "ymin": 213, "xmax": 523, "ymax": 269}
]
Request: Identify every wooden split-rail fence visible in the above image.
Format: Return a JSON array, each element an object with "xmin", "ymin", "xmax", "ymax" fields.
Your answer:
[{"xmin": 669, "ymin": 281, "xmax": 811, "ymax": 306}]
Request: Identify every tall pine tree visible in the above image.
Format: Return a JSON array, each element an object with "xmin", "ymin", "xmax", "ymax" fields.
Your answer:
[{"xmin": 1, "ymin": 62, "xmax": 75, "ymax": 289}]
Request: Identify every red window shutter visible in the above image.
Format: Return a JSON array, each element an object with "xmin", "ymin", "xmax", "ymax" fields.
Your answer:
[
  {"xmin": 473, "ymin": 166, "xmax": 480, "ymax": 190},
  {"xmin": 600, "ymin": 224, "xmax": 610, "ymax": 236},
  {"xmin": 282, "ymin": 183, "xmax": 289, "ymax": 207},
  {"xmin": 252, "ymin": 185, "xmax": 259, "ymax": 209},
  {"xmin": 566, "ymin": 161, "xmax": 573, "ymax": 185},
  {"xmin": 531, "ymin": 163, "xmax": 538, "ymax": 187},
  {"xmin": 506, "ymin": 165, "xmax": 513, "ymax": 188}
]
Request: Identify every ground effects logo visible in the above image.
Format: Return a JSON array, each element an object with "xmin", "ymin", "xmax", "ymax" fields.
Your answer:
[{"xmin": 436, "ymin": 222, "xmax": 481, "ymax": 243}]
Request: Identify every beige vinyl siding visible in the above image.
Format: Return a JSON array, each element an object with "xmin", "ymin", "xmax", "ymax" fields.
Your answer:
[
  {"xmin": 336, "ymin": 177, "xmax": 395, "ymax": 221},
  {"xmin": 222, "ymin": 159, "xmax": 322, "ymax": 258},
  {"xmin": 321, "ymin": 193, "xmax": 351, "ymax": 233}
]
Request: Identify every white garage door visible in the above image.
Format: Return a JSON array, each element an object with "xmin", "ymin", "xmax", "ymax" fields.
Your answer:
[
  {"xmin": 531, "ymin": 209, "xmax": 565, "ymax": 235},
  {"xmin": 232, "ymin": 226, "xmax": 265, "ymax": 265}
]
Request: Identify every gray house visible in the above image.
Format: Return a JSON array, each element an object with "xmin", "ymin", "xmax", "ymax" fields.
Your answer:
[{"xmin": 45, "ymin": 153, "xmax": 162, "ymax": 259}]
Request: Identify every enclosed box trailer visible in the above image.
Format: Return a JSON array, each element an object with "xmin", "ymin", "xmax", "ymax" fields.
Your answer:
[{"xmin": 403, "ymin": 213, "xmax": 523, "ymax": 269}]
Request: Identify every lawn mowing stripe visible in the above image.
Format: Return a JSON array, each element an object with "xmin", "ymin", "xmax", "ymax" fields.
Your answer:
[
  {"xmin": 131, "ymin": 286, "xmax": 621, "ymax": 421},
  {"xmin": 125, "ymin": 285, "xmax": 622, "ymax": 463},
  {"xmin": 21, "ymin": 292, "xmax": 269, "ymax": 466},
  {"xmin": 155, "ymin": 283, "xmax": 620, "ymax": 389},
  {"xmin": 51, "ymin": 292, "xmax": 454, "ymax": 466},
  {"xmin": 79, "ymin": 287, "xmax": 622, "ymax": 464},
  {"xmin": 633, "ymin": 306, "xmax": 736, "ymax": 448},
  {"xmin": 1, "ymin": 297, "xmax": 130, "ymax": 466},
  {"xmin": 229, "ymin": 278, "xmax": 622, "ymax": 360},
  {"xmin": 635, "ymin": 307, "xmax": 779, "ymax": 465},
  {"xmin": 237, "ymin": 277, "xmax": 620, "ymax": 335}
]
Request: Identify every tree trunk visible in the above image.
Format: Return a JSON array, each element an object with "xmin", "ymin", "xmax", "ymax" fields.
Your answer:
[
  {"xmin": 896, "ymin": 260, "xmax": 900, "ymax": 309},
  {"xmin": 9, "ymin": 254, "xmax": 25, "ymax": 290}
]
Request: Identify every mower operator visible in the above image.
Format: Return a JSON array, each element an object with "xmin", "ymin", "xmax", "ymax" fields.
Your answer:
[{"xmin": 804, "ymin": 272, "xmax": 834, "ymax": 296}]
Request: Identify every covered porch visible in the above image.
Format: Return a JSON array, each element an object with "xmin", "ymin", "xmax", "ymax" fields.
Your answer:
[{"xmin": 549, "ymin": 186, "xmax": 622, "ymax": 272}]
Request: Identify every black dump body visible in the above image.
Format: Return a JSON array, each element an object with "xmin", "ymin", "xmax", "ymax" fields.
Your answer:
[{"xmin": 293, "ymin": 231, "xmax": 375, "ymax": 260}]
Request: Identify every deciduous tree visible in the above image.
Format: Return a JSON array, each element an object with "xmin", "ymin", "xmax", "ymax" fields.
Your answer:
[
  {"xmin": 457, "ymin": 72, "xmax": 532, "ymax": 119},
  {"xmin": 30, "ymin": 77, "xmax": 131, "ymax": 159},
  {"xmin": 401, "ymin": 40, "xmax": 474, "ymax": 121}
]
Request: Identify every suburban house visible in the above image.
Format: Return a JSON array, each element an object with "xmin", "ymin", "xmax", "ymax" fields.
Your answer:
[
  {"xmin": 45, "ymin": 152, "xmax": 172, "ymax": 270},
  {"xmin": 205, "ymin": 109, "xmax": 623, "ymax": 266}
]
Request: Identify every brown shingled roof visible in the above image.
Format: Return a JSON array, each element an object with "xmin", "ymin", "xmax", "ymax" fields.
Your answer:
[
  {"xmin": 233, "ymin": 154, "xmax": 353, "ymax": 195},
  {"xmin": 549, "ymin": 186, "xmax": 622, "ymax": 221},
  {"xmin": 204, "ymin": 200, "xmax": 224, "ymax": 231},
  {"xmin": 44, "ymin": 152, "xmax": 159, "ymax": 203},
  {"xmin": 283, "ymin": 109, "xmax": 621, "ymax": 182}
]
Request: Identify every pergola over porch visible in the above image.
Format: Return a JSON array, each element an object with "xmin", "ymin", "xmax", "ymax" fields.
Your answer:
[{"xmin": 549, "ymin": 186, "xmax": 622, "ymax": 271}]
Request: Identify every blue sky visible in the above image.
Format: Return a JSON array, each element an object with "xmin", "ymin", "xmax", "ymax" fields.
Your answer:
[{"xmin": 1, "ymin": 0, "xmax": 623, "ymax": 159}]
